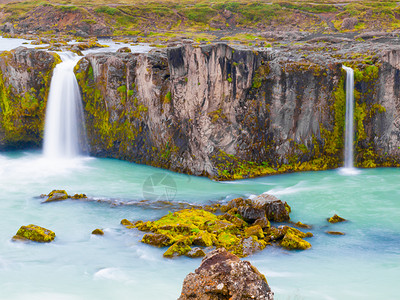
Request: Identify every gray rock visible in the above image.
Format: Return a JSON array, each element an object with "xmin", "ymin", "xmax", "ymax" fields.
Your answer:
[
  {"xmin": 341, "ymin": 17, "xmax": 358, "ymax": 30},
  {"xmin": 178, "ymin": 248, "xmax": 274, "ymax": 300}
]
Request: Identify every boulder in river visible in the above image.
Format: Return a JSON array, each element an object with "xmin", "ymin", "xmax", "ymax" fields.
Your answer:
[
  {"xmin": 327, "ymin": 214, "xmax": 347, "ymax": 223},
  {"xmin": 13, "ymin": 224, "xmax": 55, "ymax": 242},
  {"xmin": 226, "ymin": 194, "xmax": 291, "ymax": 223},
  {"xmin": 178, "ymin": 248, "xmax": 274, "ymax": 300},
  {"xmin": 43, "ymin": 189, "xmax": 69, "ymax": 202},
  {"xmin": 92, "ymin": 229, "xmax": 104, "ymax": 235}
]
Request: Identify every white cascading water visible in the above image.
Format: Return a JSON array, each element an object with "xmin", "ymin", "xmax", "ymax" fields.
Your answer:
[
  {"xmin": 43, "ymin": 52, "xmax": 88, "ymax": 158},
  {"xmin": 342, "ymin": 66, "xmax": 355, "ymax": 170}
]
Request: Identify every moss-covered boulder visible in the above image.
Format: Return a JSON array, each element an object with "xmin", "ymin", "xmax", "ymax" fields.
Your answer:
[
  {"xmin": 185, "ymin": 247, "xmax": 206, "ymax": 258},
  {"xmin": 281, "ymin": 231, "xmax": 311, "ymax": 250},
  {"xmin": 13, "ymin": 224, "xmax": 55, "ymax": 242},
  {"xmin": 142, "ymin": 233, "xmax": 172, "ymax": 247},
  {"xmin": 43, "ymin": 189, "xmax": 69, "ymax": 202},
  {"xmin": 226, "ymin": 194, "xmax": 291, "ymax": 223},
  {"xmin": 328, "ymin": 214, "xmax": 347, "ymax": 223}
]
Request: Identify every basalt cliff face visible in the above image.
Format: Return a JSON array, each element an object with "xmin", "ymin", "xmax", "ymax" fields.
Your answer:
[
  {"xmin": 73, "ymin": 42, "xmax": 400, "ymax": 180},
  {"xmin": 0, "ymin": 42, "xmax": 399, "ymax": 179},
  {"xmin": 0, "ymin": 47, "xmax": 58, "ymax": 149}
]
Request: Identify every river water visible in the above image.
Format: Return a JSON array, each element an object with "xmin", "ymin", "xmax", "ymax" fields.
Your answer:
[{"xmin": 0, "ymin": 38, "xmax": 399, "ymax": 300}]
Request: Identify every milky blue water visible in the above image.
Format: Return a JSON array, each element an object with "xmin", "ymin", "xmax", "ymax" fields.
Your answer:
[
  {"xmin": 0, "ymin": 151, "xmax": 399, "ymax": 300},
  {"xmin": 1, "ymin": 37, "xmax": 399, "ymax": 300}
]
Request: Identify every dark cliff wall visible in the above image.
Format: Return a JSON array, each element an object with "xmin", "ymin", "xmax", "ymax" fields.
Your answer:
[
  {"xmin": 0, "ymin": 47, "xmax": 59, "ymax": 149},
  {"xmin": 74, "ymin": 43, "xmax": 400, "ymax": 180}
]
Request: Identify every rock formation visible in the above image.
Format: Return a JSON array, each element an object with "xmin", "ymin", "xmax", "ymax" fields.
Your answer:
[
  {"xmin": 74, "ymin": 42, "xmax": 400, "ymax": 180},
  {"xmin": 178, "ymin": 248, "xmax": 274, "ymax": 300},
  {"xmin": 0, "ymin": 47, "xmax": 59, "ymax": 149}
]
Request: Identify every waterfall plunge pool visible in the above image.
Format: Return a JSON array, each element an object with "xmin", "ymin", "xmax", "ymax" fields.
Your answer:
[{"xmin": 0, "ymin": 151, "xmax": 399, "ymax": 300}]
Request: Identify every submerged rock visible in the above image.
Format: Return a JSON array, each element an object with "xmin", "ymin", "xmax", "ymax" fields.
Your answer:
[
  {"xmin": 178, "ymin": 248, "xmax": 274, "ymax": 300},
  {"xmin": 327, "ymin": 214, "xmax": 347, "ymax": 223},
  {"xmin": 13, "ymin": 224, "xmax": 55, "ymax": 242}
]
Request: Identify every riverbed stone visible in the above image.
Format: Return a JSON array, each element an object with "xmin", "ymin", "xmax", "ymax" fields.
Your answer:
[
  {"xmin": 92, "ymin": 229, "xmax": 104, "ymax": 235},
  {"xmin": 178, "ymin": 248, "xmax": 274, "ymax": 300},
  {"xmin": 13, "ymin": 224, "xmax": 55, "ymax": 242}
]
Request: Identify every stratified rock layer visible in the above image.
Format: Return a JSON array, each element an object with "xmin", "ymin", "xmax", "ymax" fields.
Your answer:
[{"xmin": 178, "ymin": 248, "xmax": 274, "ymax": 300}]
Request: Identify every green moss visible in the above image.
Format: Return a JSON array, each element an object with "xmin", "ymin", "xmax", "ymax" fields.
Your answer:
[
  {"xmin": 0, "ymin": 50, "xmax": 59, "ymax": 148},
  {"xmin": 14, "ymin": 224, "xmax": 55, "ymax": 243}
]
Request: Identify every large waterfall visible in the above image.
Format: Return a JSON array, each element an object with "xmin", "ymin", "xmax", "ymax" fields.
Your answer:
[
  {"xmin": 342, "ymin": 66, "xmax": 354, "ymax": 170},
  {"xmin": 43, "ymin": 52, "xmax": 88, "ymax": 158}
]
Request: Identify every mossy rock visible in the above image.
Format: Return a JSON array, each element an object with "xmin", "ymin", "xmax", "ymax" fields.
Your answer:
[
  {"xmin": 163, "ymin": 239, "xmax": 192, "ymax": 258},
  {"xmin": 121, "ymin": 219, "xmax": 134, "ymax": 228},
  {"xmin": 281, "ymin": 232, "xmax": 311, "ymax": 250},
  {"xmin": 44, "ymin": 189, "xmax": 69, "ymax": 202},
  {"xmin": 327, "ymin": 214, "xmax": 347, "ymax": 223},
  {"xmin": 253, "ymin": 217, "xmax": 270, "ymax": 230},
  {"xmin": 244, "ymin": 225, "xmax": 264, "ymax": 239},
  {"xmin": 221, "ymin": 213, "xmax": 247, "ymax": 228},
  {"xmin": 92, "ymin": 229, "xmax": 104, "ymax": 235},
  {"xmin": 326, "ymin": 231, "xmax": 345, "ymax": 235},
  {"xmin": 185, "ymin": 247, "xmax": 206, "ymax": 258},
  {"xmin": 294, "ymin": 221, "xmax": 312, "ymax": 229},
  {"xmin": 142, "ymin": 233, "xmax": 172, "ymax": 247},
  {"xmin": 71, "ymin": 193, "xmax": 87, "ymax": 199},
  {"xmin": 13, "ymin": 224, "xmax": 55, "ymax": 242},
  {"xmin": 192, "ymin": 231, "xmax": 214, "ymax": 247}
]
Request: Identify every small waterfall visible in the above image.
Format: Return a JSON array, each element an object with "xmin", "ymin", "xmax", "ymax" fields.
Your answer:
[
  {"xmin": 342, "ymin": 66, "xmax": 354, "ymax": 169},
  {"xmin": 43, "ymin": 52, "xmax": 88, "ymax": 158}
]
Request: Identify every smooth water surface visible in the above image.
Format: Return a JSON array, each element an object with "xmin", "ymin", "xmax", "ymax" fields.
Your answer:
[{"xmin": 0, "ymin": 151, "xmax": 399, "ymax": 300}]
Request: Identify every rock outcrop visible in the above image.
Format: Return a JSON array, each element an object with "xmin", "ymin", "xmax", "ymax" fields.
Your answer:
[
  {"xmin": 74, "ymin": 42, "xmax": 400, "ymax": 180},
  {"xmin": 0, "ymin": 47, "xmax": 59, "ymax": 149},
  {"xmin": 178, "ymin": 248, "xmax": 274, "ymax": 300}
]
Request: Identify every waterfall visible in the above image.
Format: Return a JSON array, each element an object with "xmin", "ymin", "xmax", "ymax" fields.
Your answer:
[
  {"xmin": 342, "ymin": 66, "xmax": 354, "ymax": 170},
  {"xmin": 43, "ymin": 52, "xmax": 88, "ymax": 158}
]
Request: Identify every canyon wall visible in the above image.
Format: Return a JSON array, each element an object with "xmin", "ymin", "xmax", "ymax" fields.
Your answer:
[
  {"xmin": 1, "ymin": 43, "xmax": 399, "ymax": 179},
  {"xmin": 0, "ymin": 47, "xmax": 58, "ymax": 149},
  {"xmin": 74, "ymin": 43, "xmax": 400, "ymax": 179}
]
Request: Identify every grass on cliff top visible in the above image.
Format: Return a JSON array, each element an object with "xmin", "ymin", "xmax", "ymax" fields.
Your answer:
[{"xmin": 2, "ymin": 0, "xmax": 400, "ymax": 35}]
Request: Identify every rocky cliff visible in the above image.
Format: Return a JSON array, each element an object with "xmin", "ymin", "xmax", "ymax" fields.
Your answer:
[
  {"xmin": 73, "ymin": 41, "xmax": 400, "ymax": 180},
  {"xmin": 0, "ymin": 47, "xmax": 59, "ymax": 149}
]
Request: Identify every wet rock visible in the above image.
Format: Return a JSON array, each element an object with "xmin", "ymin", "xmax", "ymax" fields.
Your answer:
[
  {"xmin": 71, "ymin": 193, "xmax": 87, "ymax": 199},
  {"xmin": 281, "ymin": 231, "xmax": 311, "ymax": 250},
  {"xmin": 245, "ymin": 225, "xmax": 264, "ymax": 239},
  {"xmin": 163, "ymin": 239, "xmax": 191, "ymax": 258},
  {"xmin": 220, "ymin": 213, "xmax": 247, "ymax": 227},
  {"xmin": 92, "ymin": 229, "xmax": 104, "ymax": 235},
  {"xmin": 251, "ymin": 194, "xmax": 291, "ymax": 222},
  {"xmin": 178, "ymin": 248, "xmax": 274, "ymax": 300},
  {"xmin": 44, "ymin": 190, "xmax": 69, "ymax": 202},
  {"xmin": 327, "ymin": 214, "xmax": 347, "ymax": 223},
  {"xmin": 13, "ymin": 224, "xmax": 55, "ymax": 242},
  {"xmin": 294, "ymin": 221, "xmax": 312, "ymax": 229},
  {"xmin": 254, "ymin": 217, "xmax": 271, "ymax": 229},
  {"xmin": 120, "ymin": 219, "xmax": 134, "ymax": 227},
  {"xmin": 341, "ymin": 17, "xmax": 358, "ymax": 30},
  {"xmin": 326, "ymin": 231, "xmax": 345, "ymax": 235},
  {"xmin": 185, "ymin": 247, "xmax": 206, "ymax": 258},
  {"xmin": 142, "ymin": 233, "xmax": 172, "ymax": 247},
  {"xmin": 229, "ymin": 194, "xmax": 291, "ymax": 223},
  {"xmin": 241, "ymin": 236, "xmax": 267, "ymax": 257}
]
